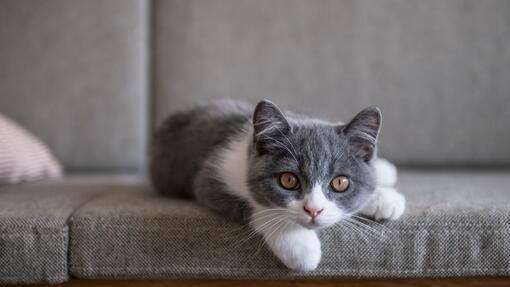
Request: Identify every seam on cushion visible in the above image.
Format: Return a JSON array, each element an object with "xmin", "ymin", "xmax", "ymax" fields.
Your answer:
[
  {"xmin": 70, "ymin": 266, "xmax": 510, "ymax": 273},
  {"xmin": 69, "ymin": 218, "xmax": 510, "ymax": 228},
  {"xmin": 66, "ymin": 186, "xmax": 139, "ymax": 275},
  {"xmin": 0, "ymin": 229, "xmax": 68, "ymax": 284},
  {"xmin": 58, "ymin": 227, "xmax": 69, "ymax": 283},
  {"xmin": 69, "ymin": 224, "xmax": 510, "ymax": 232},
  {"xmin": 69, "ymin": 227, "xmax": 510, "ymax": 275},
  {"xmin": 67, "ymin": 190, "xmax": 118, "ymax": 223},
  {"xmin": 51, "ymin": 187, "xmax": 126, "ymax": 283},
  {"xmin": 40, "ymin": 229, "xmax": 68, "ymax": 281},
  {"xmin": 0, "ymin": 231, "xmax": 67, "ymax": 238},
  {"xmin": 0, "ymin": 276, "xmax": 66, "ymax": 281},
  {"xmin": 0, "ymin": 224, "xmax": 69, "ymax": 233},
  {"xmin": 70, "ymin": 219, "xmax": 510, "ymax": 226}
]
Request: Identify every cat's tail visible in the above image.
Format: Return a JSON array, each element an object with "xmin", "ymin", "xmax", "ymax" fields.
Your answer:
[{"xmin": 373, "ymin": 158, "xmax": 398, "ymax": 187}]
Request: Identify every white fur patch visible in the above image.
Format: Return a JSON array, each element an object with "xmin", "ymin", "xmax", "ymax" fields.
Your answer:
[
  {"xmin": 250, "ymin": 215, "xmax": 321, "ymax": 271},
  {"xmin": 359, "ymin": 187, "xmax": 406, "ymax": 220},
  {"xmin": 217, "ymin": 128, "xmax": 322, "ymax": 271},
  {"xmin": 306, "ymin": 184, "xmax": 328, "ymax": 211},
  {"xmin": 287, "ymin": 183, "xmax": 344, "ymax": 229},
  {"xmin": 216, "ymin": 128, "xmax": 254, "ymax": 203},
  {"xmin": 373, "ymin": 158, "xmax": 398, "ymax": 187}
]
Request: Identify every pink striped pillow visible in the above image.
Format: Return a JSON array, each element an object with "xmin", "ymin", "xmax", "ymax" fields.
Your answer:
[{"xmin": 0, "ymin": 113, "xmax": 63, "ymax": 185}]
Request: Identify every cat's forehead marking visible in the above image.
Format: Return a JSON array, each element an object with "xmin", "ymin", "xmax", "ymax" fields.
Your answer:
[{"xmin": 290, "ymin": 124, "xmax": 346, "ymax": 183}]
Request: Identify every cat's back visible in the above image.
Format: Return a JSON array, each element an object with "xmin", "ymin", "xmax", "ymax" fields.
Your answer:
[{"xmin": 150, "ymin": 100, "xmax": 252, "ymax": 197}]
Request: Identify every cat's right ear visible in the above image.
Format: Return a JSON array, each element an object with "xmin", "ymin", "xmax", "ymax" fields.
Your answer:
[
  {"xmin": 341, "ymin": 107, "xmax": 381, "ymax": 163},
  {"xmin": 252, "ymin": 100, "xmax": 291, "ymax": 153}
]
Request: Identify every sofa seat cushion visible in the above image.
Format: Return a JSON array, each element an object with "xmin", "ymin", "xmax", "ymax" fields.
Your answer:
[
  {"xmin": 68, "ymin": 170, "xmax": 510, "ymax": 279},
  {"xmin": 0, "ymin": 175, "xmax": 141, "ymax": 284}
]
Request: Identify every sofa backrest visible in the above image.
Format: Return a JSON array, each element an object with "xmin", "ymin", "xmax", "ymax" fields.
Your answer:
[
  {"xmin": 153, "ymin": 0, "xmax": 510, "ymax": 167},
  {"xmin": 1, "ymin": 0, "xmax": 510, "ymax": 171},
  {"xmin": 0, "ymin": 0, "xmax": 149, "ymax": 172}
]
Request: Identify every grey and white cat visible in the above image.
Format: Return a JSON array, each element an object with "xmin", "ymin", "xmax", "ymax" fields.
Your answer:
[{"xmin": 150, "ymin": 100, "xmax": 405, "ymax": 271}]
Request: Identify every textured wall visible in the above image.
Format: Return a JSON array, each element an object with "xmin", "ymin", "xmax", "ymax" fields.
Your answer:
[
  {"xmin": 153, "ymin": 0, "xmax": 510, "ymax": 166},
  {"xmin": 0, "ymin": 0, "xmax": 149, "ymax": 171}
]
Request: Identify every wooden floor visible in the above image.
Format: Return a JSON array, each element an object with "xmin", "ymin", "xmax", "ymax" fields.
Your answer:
[{"xmin": 23, "ymin": 278, "xmax": 510, "ymax": 287}]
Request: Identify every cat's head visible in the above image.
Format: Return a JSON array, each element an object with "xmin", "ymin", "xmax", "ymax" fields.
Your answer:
[{"xmin": 247, "ymin": 100, "xmax": 380, "ymax": 230}]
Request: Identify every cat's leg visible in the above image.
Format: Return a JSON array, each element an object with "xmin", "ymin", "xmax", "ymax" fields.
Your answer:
[
  {"xmin": 250, "ymin": 209, "xmax": 321, "ymax": 271},
  {"xmin": 193, "ymin": 166, "xmax": 252, "ymax": 224},
  {"xmin": 373, "ymin": 158, "xmax": 398, "ymax": 187},
  {"xmin": 359, "ymin": 158, "xmax": 406, "ymax": 220}
]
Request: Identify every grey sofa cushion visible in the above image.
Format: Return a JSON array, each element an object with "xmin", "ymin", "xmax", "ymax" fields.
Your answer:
[
  {"xmin": 0, "ymin": 175, "xmax": 140, "ymax": 284},
  {"xmin": 0, "ymin": 180, "xmax": 96, "ymax": 284},
  {"xmin": 0, "ymin": 0, "xmax": 149, "ymax": 171},
  {"xmin": 69, "ymin": 170, "xmax": 510, "ymax": 279},
  {"xmin": 153, "ymin": 0, "xmax": 510, "ymax": 166}
]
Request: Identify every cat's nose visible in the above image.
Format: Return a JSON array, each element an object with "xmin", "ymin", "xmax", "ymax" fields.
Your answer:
[{"xmin": 303, "ymin": 206, "xmax": 324, "ymax": 218}]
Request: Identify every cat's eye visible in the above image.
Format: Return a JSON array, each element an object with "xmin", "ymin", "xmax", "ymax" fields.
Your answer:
[
  {"xmin": 330, "ymin": 175, "xmax": 350, "ymax": 192},
  {"xmin": 279, "ymin": 172, "xmax": 300, "ymax": 190}
]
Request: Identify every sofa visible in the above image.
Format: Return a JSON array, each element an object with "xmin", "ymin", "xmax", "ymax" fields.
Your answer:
[{"xmin": 1, "ymin": 0, "xmax": 509, "ymax": 284}]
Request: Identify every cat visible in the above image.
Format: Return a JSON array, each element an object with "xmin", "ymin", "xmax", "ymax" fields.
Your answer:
[{"xmin": 150, "ymin": 99, "xmax": 405, "ymax": 271}]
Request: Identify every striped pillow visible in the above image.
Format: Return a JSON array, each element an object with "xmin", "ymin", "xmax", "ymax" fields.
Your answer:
[{"xmin": 0, "ymin": 113, "xmax": 63, "ymax": 185}]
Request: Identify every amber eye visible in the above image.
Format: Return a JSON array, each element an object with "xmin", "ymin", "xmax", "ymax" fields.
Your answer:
[
  {"xmin": 279, "ymin": 172, "xmax": 300, "ymax": 190},
  {"xmin": 330, "ymin": 175, "xmax": 350, "ymax": 192}
]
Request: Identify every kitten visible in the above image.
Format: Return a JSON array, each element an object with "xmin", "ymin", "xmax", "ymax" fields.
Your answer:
[{"xmin": 150, "ymin": 100, "xmax": 405, "ymax": 271}]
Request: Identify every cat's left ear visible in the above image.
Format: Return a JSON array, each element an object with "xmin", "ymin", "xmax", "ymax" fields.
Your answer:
[
  {"xmin": 252, "ymin": 100, "xmax": 291, "ymax": 153},
  {"xmin": 340, "ymin": 107, "xmax": 381, "ymax": 163}
]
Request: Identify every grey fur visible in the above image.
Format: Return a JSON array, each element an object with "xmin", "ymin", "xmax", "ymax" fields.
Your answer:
[{"xmin": 150, "ymin": 100, "xmax": 381, "ymax": 225}]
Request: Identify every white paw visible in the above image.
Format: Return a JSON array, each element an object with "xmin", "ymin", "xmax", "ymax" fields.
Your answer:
[
  {"xmin": 258, "ymin": 224, "xmax": 321, "ymax": 271},
  {"xmin": 359, "ymin": 187, "xmax": 405, "ymax": 220},
  {"xmin": 373, "ymin": 158, "xmax": 398, "ymax": 187},
  {"xmin": 278, "ymin": 233, "xmax": 321, "ymax": 271}
]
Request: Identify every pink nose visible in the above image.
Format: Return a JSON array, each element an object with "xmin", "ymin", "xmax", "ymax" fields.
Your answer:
[{"xmin": 304, "ymin": 206, "xmax": 324, "ymax": 218}]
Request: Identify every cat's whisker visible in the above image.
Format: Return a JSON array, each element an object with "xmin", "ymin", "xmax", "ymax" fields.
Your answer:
[
  {"xmin": 251, "ymin": 211, "xmax": 285, "ymax": 219},
  {"xmin": 222, "ymin": 223, "xmax": 250, "ymax": 235},
  {"xmin": 224, "ymin": 210, "xmax": 294, "ymax": 245},
  {"xmin": 349, "ymin": 215, "xmax": 391, "ymax": 236},
  {"xmin": 252, "ymin": 216, "xmax": 290, "ymax": 256},
  {"xmin": 220, "ymin": 222, "xmax": 260, "ymax": 241},
  {"xmin": 252, "ymin": 214, "xmax": 288, "ymax": 234},
  {"xmin": 248, "ymin": 213, "xmax": 288, "ymax": 225},
  {"xmin": 339, "ymin": 220, "xmax": 370, "ymax": 243},
  {"xmin": 227, "ymin": 226, "xmax": 265, "ymax": 250},
  {"xmin": 222, "ymin": 213, "xmax": 286, "ymax": 242},
  {"xmin": 231, "ymin": 214, "xmax": 288, "ymax": 247},
  {"xmin": 251, "ymin": 208, "xmax": 303, "ymax": 220},
  {"xmin": 352, "ymin": 220, "xmax": 389, "ymax": 239},
  {"xmin": 340, "ymin": 220, "xmax": 374, "ymax": 243},
  {"xmin": 343, "ymin": 218, "xmax": 386, "ymax": 240},
  {"xmin": 262, "ymin": 220, "xmax": 292, "ymax": 256},
  {"xmin": 264, "ymin": 216, "xmax": 290, "ymax": 241},
  {"xmin": 351, "ymin": 214, "xmax": 391, "ymax": 231},
  {"xmin": 286, "ymin": 210, "xmax": 301, "ymax": 215},
  {"xmin": 234, "ymin": 215, "xmax": 286, "ymax": 252},
  {"xmin": 251, "ymin": 208, "xmax": 288, "ymax": 216}
]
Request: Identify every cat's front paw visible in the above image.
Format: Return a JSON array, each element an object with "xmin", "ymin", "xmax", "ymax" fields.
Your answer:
[
  {"xmin": 359, "ymin": 187, "xmax": 405, "ymax": 220},
  {"xmin": 279, "ymin": 234, "xmax": 321, "ymax": 271},
  {"xmin": 262, "ymin": 226, "xmax": 321, "ymax": 271}
]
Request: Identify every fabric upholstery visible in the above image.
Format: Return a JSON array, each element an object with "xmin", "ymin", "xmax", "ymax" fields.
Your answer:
[
  {"xmin": 0, "ymin": 0, "xmax": 149, "ymax": 171},
  {"xmin": 153, "ymin": 0, "xmax": 510, "ymax": 166},
  {"xmin": 0, "ymin": 113, "xmax": 63, "ymax": 184},
  {"xmin": 0, "ymin": 175, "xmax": 140, "ymax": 284},
  {"xmin": 69, "ymin": 170, "xmax": 510, "ymax": 279}
]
